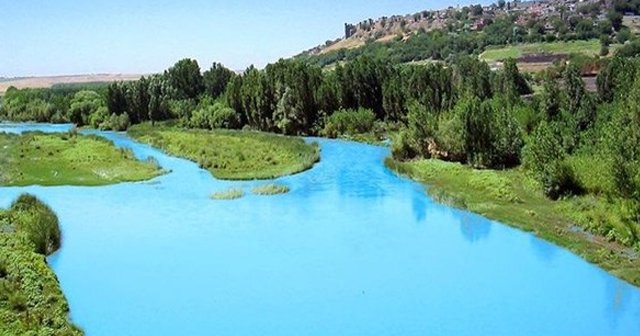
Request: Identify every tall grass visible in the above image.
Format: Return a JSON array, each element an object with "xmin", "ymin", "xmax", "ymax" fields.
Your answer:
[{"xmin": 129, "ymin": 124, "xmax": 320, "ymax": 180}]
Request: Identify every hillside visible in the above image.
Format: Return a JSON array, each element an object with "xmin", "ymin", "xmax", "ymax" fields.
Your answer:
[{"xmin": 298, "ymin": 0, "xmax": 639, "ymax": 70}]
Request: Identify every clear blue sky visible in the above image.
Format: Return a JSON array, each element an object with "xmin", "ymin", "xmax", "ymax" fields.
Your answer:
[{"xmin": 1, "ymin": 0, "xmax": 482, "ymax": 77}]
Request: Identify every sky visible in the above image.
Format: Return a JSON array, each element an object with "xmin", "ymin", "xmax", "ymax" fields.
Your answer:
[{"xmin": 1, "ymin": 0, "xmax": 481, "ymax": 77}]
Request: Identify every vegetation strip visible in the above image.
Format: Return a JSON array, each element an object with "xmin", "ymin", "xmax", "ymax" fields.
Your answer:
[
  {"xmin": 386, "ymin": 158, "xmax": 640, "ymax": 287},
  {"xmin": 210, "ymin": 188, "xmax": 244, "ymax": 200},
  {"xmin": 0, "ymin": 131, "xmax": 162, "ymax": 186},
  {"xmin": 128, "ymin": 124, "xmax": 319, "ymax": 180},
  {"xmin": 0, "ymin": 194, "xmax": 81, "ymax": 335},
  {"xmin": 252, "ymin": 184, "xmax": 290, "ymax": 195}
]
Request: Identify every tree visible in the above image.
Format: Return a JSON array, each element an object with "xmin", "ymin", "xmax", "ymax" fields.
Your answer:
[
  {"xmin": 107, "ymin": 82, "xmax": 128, "ymax": 116},
  {"xmin": 166, "ymin": 58, "xmax": 204, "ymax": 100},
  {"xmin": 496, "ymin": 58, "xmax": 531, "ymax": 103},
  {"xmin": 563, "ymin": 63, "xmax": 595, "ymax": 132},
  {"xmin": 382, "ymin": 70, "xmax": 406, "ymax": 121},
  {"xmin": 67, "ymin": 90, "xmax": 105, "ymax": 125},
  {"xmin": 203, "ymin": 62, "xmax": 236, "ymax": 98},
  {"xmin": 147, "ymin": 75, "xmax": 172, "ymax": 124},
  {"xmin": 274, "ymin": 87, "xmax": 304, "ymax": 135},
  {"xmin": 540, "ymin": 75, "xmax": 562, "ymax": 121},
  {"xmin": 523, "ymin": 122, "xmax": 580, "ymax": 199}
]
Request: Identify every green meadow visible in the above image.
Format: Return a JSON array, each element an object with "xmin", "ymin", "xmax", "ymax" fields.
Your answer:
[
  {"xmin": 0, "ymin": 131, "xmax": 163, "ymax": 186},
  {"xmin": 128, "ymin": 124, "xmax": 320, "ymax": 180}
]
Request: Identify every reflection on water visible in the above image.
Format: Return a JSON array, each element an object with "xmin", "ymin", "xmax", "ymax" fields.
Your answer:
[
  {"xmin": 459, "ymin": 213, "xmax": 492, "ymax": 243},
  {"xmin": 1, "ymin": 123, "xmax": 640, "ymax": 336},
  {"xmin": 529, "ymin": 234, "xmax": 558, "ymax": 263}
]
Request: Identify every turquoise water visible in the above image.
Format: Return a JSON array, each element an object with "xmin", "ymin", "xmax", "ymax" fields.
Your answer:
[{"xmin": 1, "ymin": 123, "xmax": 639, "ymax": 335}]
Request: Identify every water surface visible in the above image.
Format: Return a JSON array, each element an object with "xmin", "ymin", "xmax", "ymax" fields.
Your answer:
[{"xmin": 1, "ymin": 123, "xmax": 639, "ymax": 335}]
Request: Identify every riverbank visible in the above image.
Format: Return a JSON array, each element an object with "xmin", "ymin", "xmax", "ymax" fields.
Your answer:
[
  {"xmin": 385, "ymin": 158, "xmax": 640, "ymax": 287},
  {"xmin": 0, "ymin": 131, "xmax": 163, "ymax": 186},
  {"xmin": 0, "ymin": 196, "xmax": 81, "ymax": 335},
  {"xmin": 128, "ymin": 123, "xmax": 320, "ymax": 180}
]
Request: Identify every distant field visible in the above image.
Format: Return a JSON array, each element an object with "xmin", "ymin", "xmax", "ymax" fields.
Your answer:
[
  {"xmin": 0, "ymin": 74, "xmax": 143, "ymax": 94},
  {"xmin": 480, "ymin": 40, "xmax": 601, "ymax": 61}
]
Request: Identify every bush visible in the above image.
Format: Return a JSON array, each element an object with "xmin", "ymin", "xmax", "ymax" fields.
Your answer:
[
  {"xmin": 102, "ymin": 112, "xmax": 131, "ymax": 131},
  {"xmin": 10, "ymin": 194, "xmax": 61, "ymax": 255},
  {"xmin": 391, "ymin": 130, "xmax": 419, "ymax": 160},
  {"xmin": 88, "ymin": 106, "xmax": 110, "ymax": 128},
  {"xmin": 435, "ymin": 106, "xmax": 466, "ymax": 162},
  {"xmin": 541, "ymin": 160, "xmax": 583, "ymax": 200},
  {"xmin": 190, "ymin": 102, "xmax": 240, "ymax": 130},
  {"xmin": 491, "ymin": 105, "xmax": 524, "ymax": 168},
  {"xmin": 523, "ymin": 122, "xmax": 582, "ymax": 199},
  {"xmin": 322, "ymin": 108, "xmax": 376, "ymax": 138}
]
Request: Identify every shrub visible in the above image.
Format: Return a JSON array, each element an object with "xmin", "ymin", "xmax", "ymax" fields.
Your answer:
[
  {"xmin": 491, "ymin": 105, "xmax": 524, "ymax": 168},
  {"xmin": 391, "ymin": 130, "xmax": 419, "ymax": 161},
  {"xmin": 10, "ymin": 194, "xmax": 61, "ymax": 255},
  {"xmin": 88, "ymin": 106, "xmax": 110, "ymax": 129},
  {"xmin": 190, "ymin": 102, "xmax": 240, "ymax": 130},
  {"xmin": 541, "ymin": 160, "xmax": 583, "ymax": 200},
  {"xmin": 322, "ymin": 108, "xmax": 375, "ymax": 138},
  {"xmin": 101, "ymin": 112, "xmax": 130, "ymax": 131},
  {"xmin": 435, "ymin": 109, "xmax": 466, "ymax": 161},
  {"xmin": 523, "ymin": 122, "xmax": 582, "ymax": 199}
]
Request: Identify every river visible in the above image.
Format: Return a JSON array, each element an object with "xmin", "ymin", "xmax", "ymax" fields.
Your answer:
[{"xmin": 1, "ymin": 123, "xmax": 639, "ymax": 335}]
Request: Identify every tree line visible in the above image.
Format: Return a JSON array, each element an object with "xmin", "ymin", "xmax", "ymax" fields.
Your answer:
[{"xmin": 1, "ymin": 53, "xmax": 639, "ymax": 247}]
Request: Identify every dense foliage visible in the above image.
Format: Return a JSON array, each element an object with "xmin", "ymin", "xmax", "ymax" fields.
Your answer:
[
  {"xmin": 0, "ymin": 195, "xmax": 81, "ymax": 335},
  {"xmin": 2, "ymin": 49, "xmax": 640, "ymax": 249}
]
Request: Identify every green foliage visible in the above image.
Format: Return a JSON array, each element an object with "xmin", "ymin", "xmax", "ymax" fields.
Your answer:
[
  {"xmin": 391, "ymin": 130, "xmax": 419, "ymax": 160},
  {"xmin": 104, "ymin": 112, "xmax": 131, "ymax": 131},
  {"xmin": 9, "ymin": 194, "xmax": 60, "ymax": 256},
  {"xmin": 165, "ymin": 58, "xmax": 204, "ymax": 100},
  {"xmin": 322, "ymin": 108, "xmax": 376, "ymax": 138},
  {"xmin": 68, "ymin": 90, "xmax": 105, "ymax": 125},
  {"xmin": 190, "ymin": 99, "xmax": 240, "ymax": 130},
  {"xmin": 203, "ymin": 62, "xmax": 236, "ymax": 98},
  {"xmin": 0, "ymin": 84, "xmax": 108, "ymax": 123},
  {"xmin": 523, "ymin": 122, "xmax": 582, "ymax": 199},
  {"xmin": 494, "ymin": 58, "xmax": 532, "ymax": 102},
  {"xmin": 0, "ymin": 196, "xmax": 81, "ymax": 334}
]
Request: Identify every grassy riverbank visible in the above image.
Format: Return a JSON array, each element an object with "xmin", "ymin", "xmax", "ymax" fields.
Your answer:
[
  {"xmin": 386, "ymin": 158, "xmax": 640, "ymax": 287},
  {"xmin": 0, "ymin": 195, "xmax": 82, "ymax": 335},
  {"xmin": 128, "ymin": 123, "xmax": 320, "ymax": 180},
  {"xmin": 0, "ymin": 131, "xmax": 162, "ymax": 186}
]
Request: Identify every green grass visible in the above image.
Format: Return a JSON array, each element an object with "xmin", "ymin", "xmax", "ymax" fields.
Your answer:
[
  {"xmin": 0, "ymin": 131, "xmax": 163, "ymax": 186},
  {"xmin": 128, "ymin": 123, "xmax": 320, "ymax": 180},
  {"xmin": 210, "ymin": 188, "xmax": 245, "ymax": 200},
  {"xmin": 0, "ymin": 197, "xmax": 81, "ymax": 335},
  {"xmin": 386, "ymin": 157, "xmax": 640, "ymax": 286},
  {"xmin": 252, "ymin": 183, "xmax": 290, "ymax": 195},
  {"xmin": 480, "ymin": 40, "xmax": 601, "ymax": 62}
]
